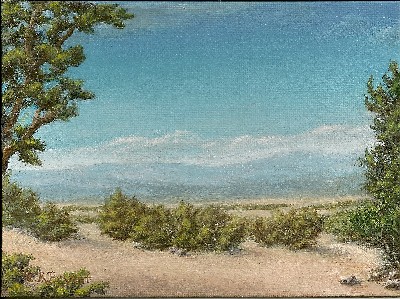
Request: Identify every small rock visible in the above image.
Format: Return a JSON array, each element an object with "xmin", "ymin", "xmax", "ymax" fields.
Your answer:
[
  {"xmin": 169, "ymin": 247, "xmax": 178, "ymax": 254},
  {"xmin": 177, "ymin": 250, "xmax": 188, "ymax": 257},
  {"xmin": 384, "ymin": 279, "xmax": 400, "ymax": 290},
  {"xmin": 389, "ymin": 270, "xmax": 400, "ymax": 280},
  {"xmin": 340, "ymin": 275, "xmax": 361, "ymax": 286},
  {"xmin": 228, "ymin": 247, "xmax": 242, "ymax": 255},
  {"xmin": 169, "ymin": 247, "xmax": 188, "ymax": 257},
  {"xmin": 132, "ymin": 241, "xmax": 143, "ymax": 249}
]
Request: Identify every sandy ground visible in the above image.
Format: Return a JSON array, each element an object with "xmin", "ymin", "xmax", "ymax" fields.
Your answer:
[{"xmin": 2, "ymin": 197, "xmax": 399, "ymax": 297}]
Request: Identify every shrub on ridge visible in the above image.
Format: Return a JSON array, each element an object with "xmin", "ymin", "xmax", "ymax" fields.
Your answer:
[
  {"xmin": 97, "ymin": 189, "xmax": 147, "ymax": 241},
  {"xmin": 98, "ymin": 190, "xmax": 247, "ymax": 252},
  {"xmin": 251, "ymin": 207, "xmax": 323, "ymax": 250}
]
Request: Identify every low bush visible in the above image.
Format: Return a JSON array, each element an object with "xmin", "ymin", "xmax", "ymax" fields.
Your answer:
[
  {"xmin": 31, "ymin": 203, "xmax": 78, "ymax": 242},
  {"xmin": 2, "ymin": 177, "xmax": 42, "ymax": 229},
  {"xmin": 1, "ymin": 252, "xmax": 40, "ymax": 295},
  {"xmin": 251, "ymin": 207, "xmax": 324, "ymax": 250},
  {"xmin": 1, "ymin": 252, "xmax": 109, "ymax": 297},
  {"xmin": 98, "ymin": 189, "xmax": 147, "ymax": 241},
  {"xmin": 35, "ymin": 268, "xmax": 109, "ymax": 298},
  {"xmin": 98, "ymin": 190, "xmax": 247, "ymax": 252},
  {"xmin": 2, "ymin": 177, "xmax": 78, "ymax": 242},
  {"xmin": 179, "ymin": 204, "xmax": 247, "ymax": 252},
  {"xmin": 325, "ymin": 199, "xmax": 400, "ymax": 267},
  {"xmin": 130, "ymin": 204, "xmax": 175, "ymax": 250}
]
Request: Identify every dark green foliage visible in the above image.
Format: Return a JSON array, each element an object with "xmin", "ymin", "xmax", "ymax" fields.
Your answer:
[
  {"xmin": 98, "ymin": 190, "xmax": 247, "ymax": 252},
  {"xmin": 251, "ymin": 208, "xmax": 323, "ymax": 250},
  {"xmin": 2, "ymin": 177, "xmax": 78, "ymax": 242},
  {"xmin": 169, "ymin": 202, "xmax": 247, "ymax": 252},
  {"xmin": 171, "ymin": 202, "xmax": 201, "ymax": 251},
  {"xmin": 2, "ymin": 1, "xmax": 133, "ymax": 173},
  {"xmin": 361, "ymin": 61, "xmax": 400, "ymax": 204},
  {"xmin": 31, "ymin": 203, "xmax": 78, "ymax": 242},
  {"xmin": 1, "ymin": 252, "xmax": 109, "ymax": 297}
]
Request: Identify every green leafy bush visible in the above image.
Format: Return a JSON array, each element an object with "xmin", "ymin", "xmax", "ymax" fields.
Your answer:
[
  {"xmin": 31, "ymin": 203, "xmax": 78, "ymax": 242},
  {"xmin": 36, "ymin": 268, "xmax": 109, "ymax": 298},
  {"xmin": 251, "ymin": 207, "xmax": 323, "ymax": 250},
  {"xmin": 2, "ymin": 176, "xmax": 42, "ymax": 229},
  {"xmin": 171, "ymin": 202, "xmax": 202, "ymax": 251},
  {"xmin": 98, "ymin": 189, "xmax": 147, "ymax": 241},
  {"xmin": 175, "ymin": 203, "xmax": 247, "ymax": 252},
  {"xmin": 325, "ymin": 199, "xmax": 400, "ymax": 266},
  {"xmin": 130, "ymin": 204, "xmax": 175, "ymax": 250},
  {"xmin": 1, "ymin": 252, "xmax": 40, "ymax": 294},
  {"xmin": 2, "ymin": 177, "xmax": 78, "ymax": 242},
  {"xmin": 1, "ymin": 252, "xmax": 109, "ymax": 298},
  {"xmin": 98, "ymin": 190, "xmax": 247, "ymax": 252}
]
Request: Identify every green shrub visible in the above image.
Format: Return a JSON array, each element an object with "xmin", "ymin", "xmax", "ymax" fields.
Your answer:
[
  {"xmin": 31, "ymin": 203, "xmax": 78, "ymax": 242},
  {"xmin": 170, "ymin": 202, "xmax": 247, "ymax": 252},
  {"xmin": 98, "ymin": 191, "xmax": 247, "ymax": 252},
  {"xmin": 1, "ymin": 252, "xmax": 109, "ymax": 298},
  {"xmin": 2, "ymin": 177, "xmax": 42, "ymax": 229},
  {"xmin": 1, "ymin": 252, "xmax": 40, "ymax": 292},
  {"xmin": 36, "ymin": 268, "xmax": 109, "ymax": 298},
  {"xmin": 171, "ymin": 202, "xmax": 201, "ymax": 251},
  {"xmin": 185, "ymin": 204, "xmax": 247, "ymax": 252},
  {"xmin": 2, "ymin": 177, "xmax": 78, "ymax": 242},
  {"xmin": 325, "ymin": 199, "xmax": 400, "ymax": 266},
  {"xmin": 251, "ymin": 207, "xmax": 323, "ymax": 250},
  {"xmin": 130, "ymin": 204, "xmax": 175, "ymax": 250},
  {"xmin": 98, "ymin": 189, "xmax": 147, "ymax": 240}
]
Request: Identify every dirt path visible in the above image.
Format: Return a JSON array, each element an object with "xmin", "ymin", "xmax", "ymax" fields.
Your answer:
[{"xmin": 2, "ymin": 223, "xmax": 397, "ymax": 297}]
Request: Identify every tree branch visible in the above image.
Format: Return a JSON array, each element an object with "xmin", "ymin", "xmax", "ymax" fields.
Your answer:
[{"xmin": 56, "ymin": 26, "xmax": 76, "ymax": 49}]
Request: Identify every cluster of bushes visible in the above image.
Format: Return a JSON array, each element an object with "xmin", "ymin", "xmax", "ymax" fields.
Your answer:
[
  {"xmin": 2, "ymin": 177, "xmax": 78, "ymax": 241},
  {"xmin": 2, "ymin": 176, "xmax": 326, "ymax": 252},
  {"xmin": 98, "ymin": 189, "xmax": 247, "ymax": 252},
  {"xmin": 251, "ymin": 207, "xmax": 324, "ymax": 250},
  {"xmin": 98, "ymin": 189, "xmax": 326, "ymax": 252},
  {"xmin": 1, "ymin": 251, "xmax": 109, "ymax": 297}
]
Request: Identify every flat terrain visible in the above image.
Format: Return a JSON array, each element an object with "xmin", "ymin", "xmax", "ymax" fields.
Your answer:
[{"xmin": 3, "ymin": 197, "xmax": 398, "ymax": 297}]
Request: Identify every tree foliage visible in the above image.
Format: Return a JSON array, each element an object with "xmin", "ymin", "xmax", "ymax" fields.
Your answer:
[
  {"xmin": 1, "ymin": 1, "xmax": 133, "ymax": 173},
  {"xmin": 362, "ymin": 61, "xmax": 400, "ymax": 204},
  {"xmin": 328, "ymin": 61, "xmax": 400, "ymax": 269}
]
